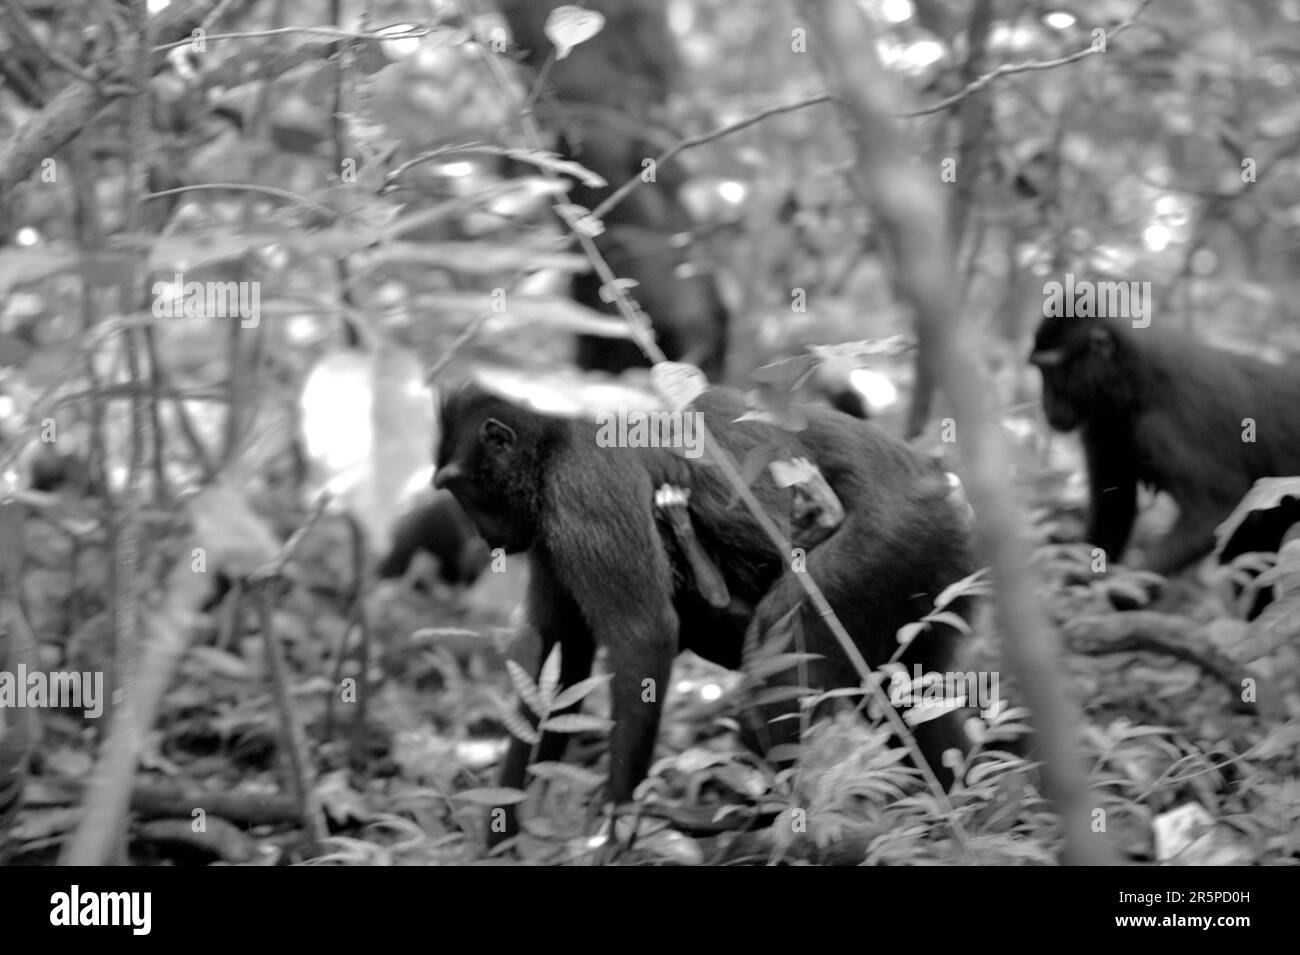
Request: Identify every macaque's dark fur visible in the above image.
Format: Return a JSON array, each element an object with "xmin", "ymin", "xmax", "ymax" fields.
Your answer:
[
  {"xmin": 1032, "ymin": 315, "xmax": 1300, "ymax": 573},
  {"xmin": 435, "ymin": 383, "xmax": 974, "ymax": 841},
  {"xmin": 375, "ymin": 490, "xmax": 488, "ymax": 585}
]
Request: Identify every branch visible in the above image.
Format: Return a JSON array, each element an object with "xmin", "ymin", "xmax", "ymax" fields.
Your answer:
[
  {"xmin": 150, "ymin": 22, "xmax": 430, "ymax": 54},
  {"xmin": 590, "ymin": 1, "xmax": 1154, "ymax": 225},
  {"xmin": 904, "ymin": 0, "xmax": 1155, "ymax": 118},
  {"xmin": 0, "ymin": 0, "xmax": 249, "ymax": 199},
  {"xmin": 142, "ymin": 182, "xmax": 337, "ymax": 218},
  {"xmin": 588, "ymin": 93, "xmax": 834, "ymax": 222},
  {"xmin": 1063, "ymin": 612, "xmax": 1258, "ymax": 712}
]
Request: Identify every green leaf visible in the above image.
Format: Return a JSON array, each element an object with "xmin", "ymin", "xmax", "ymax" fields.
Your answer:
[
  {"xmin": 538, "ymin": 644, "xmax": 562, "ymax": 711},
  {"xmin": 751, "ymin": 354, "xmax": 817, "ymax": 389},
  {"xmin": 800, "ymin": 685, "xmax": 869, "ymax": 707},
  {"xmin": 506, "ymin": 660, "xmax": 544, "ymax": 718},
  {"xmin": 932, "ymin": 568, "xmax": 992, "ymax": 609},
  {"xmin": 500, "ymin": 705, "xmax": 539, "ymax": 745},
  {"xmin": 539, "ymin": 714, "xmax": 612, "ymax": 734},
  {"xmin": 896, "ymin": 621, "xmax": 926, "ymax": 647},
  {"xmin": 636, "ymin": 828, "xmax": 704, "ymax": 865},
  {"xmin": 924, "ymin": 610, "xmax": 971, "ymax": 635},
  {"xmin": 454, "ymin": 787, "xmax": 527, "ymax": 806},
  {"xmin": 527, "ymin": 761, "xmax": 605, "ymax": 789},
  {"xmin": 549, "ymin": 673, "xmax": 611, "ymax": 712},
  {"xmin": 544, "ymin": 5, "xmax": 606, "ymax": 60},
  {"xmin": 750, "ymin": 685, "xmax": 809, "ymax": 707},
  {"xmin": 759, "ymin": 743, "xmax": 800, "ymax": 764},
  {"xmin": 745, "ymin": 652, "xmax": 823, "ymax": 681}
]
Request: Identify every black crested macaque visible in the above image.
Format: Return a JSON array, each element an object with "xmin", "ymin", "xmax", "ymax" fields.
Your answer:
[
  {"xmin": 376, "ymin": 490, "xmax": 489, "ymax": 586},
  {"xmin": 1030, "ymin": 314, "xmax": 1300, "ymax": 574},
  {"xmin": 654, "ymin": 469, "xmax": 841, "ymax": 611},
  {"xmin": 434, "ymin": 381, "xmax": 975, "ymax": 844},
  {"xmin": 573, "ymin": 241, "xmax": 728, "ymax": 380}
]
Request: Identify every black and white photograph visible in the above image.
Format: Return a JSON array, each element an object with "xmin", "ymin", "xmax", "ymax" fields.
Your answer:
[{"xmin": 0, "ymin": 0, "xmax": 1293, "ymax": 904}]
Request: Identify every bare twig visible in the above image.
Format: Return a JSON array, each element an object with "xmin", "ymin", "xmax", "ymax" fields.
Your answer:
[
  {"xmin": 904, "ymin": 0, "xmax": 1154, "ymax": 118},
  {"xmin": 590, "ymin": 1, "xmax": 1154, "ymax": 226},
  {"xmin": 150, "ymin": 22, "xmax": 430, "ymax": 53},
  {"xmin": 255, "ymin": 587, "xmax": 329, "ymax": 845},
  {"xmin": 247, "ymin": 495, "xmax": 333, "ymax": 844},
  {"xmin": 142, "ymin": 182, "xmax": 336, "ymax": 218},
  {"xmin": 588, "ymin": 93, "xmax": 834, "ymax": 223}
]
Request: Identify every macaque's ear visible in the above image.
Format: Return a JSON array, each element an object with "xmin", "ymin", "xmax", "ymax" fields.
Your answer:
[{"xmin": 481, "ymin": 417, "xmax": 516, "ymax": 450}]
